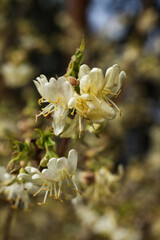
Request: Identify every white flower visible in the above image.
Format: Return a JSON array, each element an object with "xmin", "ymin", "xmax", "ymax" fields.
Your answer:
[
  {"xmin": 0, "ymin": 167, "xmax": 36, "ymax": 209},
  {"xmin": 68, "ymin": 64, "xmax": 126, "ymax": 133},
  {"xmin": 1, "ymin": 62, "xmax": 35, "ymax": 87},
  {"xmin": 21, "ymin": 149, "xmax": 79, "ymax": 204},
  {"xmin": 79, "ymin": 64, "xmax": 126, "ymax": 100},
  {"xmin": 34, "ymin": 75, "xmax": 74, "ymax": 135},
  {"xmin": 4, "ymin": 182, "xmax": 36, "ymax": 209},
  {"xmin": 84, "ymin": 166, "xmax": 123, "ymax": 202}
]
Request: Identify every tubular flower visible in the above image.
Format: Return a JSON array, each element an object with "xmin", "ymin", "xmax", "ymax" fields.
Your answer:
[
  {"xmin": 68, "ymin": 64, "xmax": 126, "ymax": 132},
  {"xmin": 34, "ymin": 75, "xmax": 74, "ymax": 135},
  {"xmin": 21, "ymin": 149, "xmax": 79, "ymax": 205},
  {"xmin": 0, "ymin": 167, "xmax": 36, "ymax": 209}
]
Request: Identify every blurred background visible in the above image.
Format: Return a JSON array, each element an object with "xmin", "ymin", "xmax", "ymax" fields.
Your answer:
[{"xmin": 0, "ymin": 0, "xmax": 160, "ymax": 240}]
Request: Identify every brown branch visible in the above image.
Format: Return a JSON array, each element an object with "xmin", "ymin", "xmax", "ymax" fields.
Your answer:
[{"xmin": 3, "ymin": 207, "xmax": 13, "ymax": 240}]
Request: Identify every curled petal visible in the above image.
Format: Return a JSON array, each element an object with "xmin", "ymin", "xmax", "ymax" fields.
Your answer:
[
  {"xmin": 78, "ymin": 64, "xmax": 90, "ymax": 79},
  {"xmin": 52, "ymin": 106, "xmax": 68, "ymax": 135},
  {"xmin": 67, "ymin": 149, "xmax": 78, "ymax": 173}
]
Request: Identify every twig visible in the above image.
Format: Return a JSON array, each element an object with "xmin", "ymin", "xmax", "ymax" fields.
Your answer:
[
  {"xmin": 58, "ymin": 138, "xmax": 69, "ymax": 157},
  {"xmin": 3, "ymin": 207, "xmax": 13, "ymax": 240}
]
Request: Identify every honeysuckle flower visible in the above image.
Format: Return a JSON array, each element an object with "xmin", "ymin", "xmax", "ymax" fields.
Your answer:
[
  {"xmin": 0, "ymin": 166, "xmax": 13, "ymax": 192},
  {"xmin": 79, "ymin": 64, "xmax": 126, "ymax": 100},
  {"xmin": 68, "ymin": 64, "xmax": 126, "ymax": 134},
  {"xmin": 21, "ymin": 149, "xmax": 79, "ymax": 204},
  {"xmin": 34, "ymin": 75, "xmax": 74, "ymax": 135},
  {"xmin": 84, "ymin": 166, "xmax": 123, "ymax": 202},
  {"xmin": 0, "ymin": 166, "xmax": 37, "ymax": 209},
  {"xmin": 4, "ymin": 182, "xmax": 37, "ymax": 209}
]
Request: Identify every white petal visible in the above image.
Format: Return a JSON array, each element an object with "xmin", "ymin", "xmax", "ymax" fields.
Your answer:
[
  {"xmin": 63, "ymin": 81, "xmax": 74, "ymax": 101},
  {"xmin": 67, "ymin": 149, "xmax": 78, "ymax": 173},
  {"xmin": 32, "ymin": 173, "xmax": 42, "ymax": 180},
  {"xmin": 57, "ymin": 76, "xmax": 67, "ymax": 95},
  {"xmin": 78, "ymin": 64, "xmax": 90, "ymax": 79},
  {"xmin": 68, "ymin": 96, "xmax": 77, "ymax": 109},
  {"xmin": 47, "ymin": 157, "xmax": 57, "ymax": 170},
  {"xmin": 80, "ymin": 75, "xmax": 90, "ymax": 94},
  {"xmin": 33, "ymin": 74, "xmax": 48, "ymax": 96},
  {"xmin": 104, "ymin": 64, "xmax": 126, "ymax": 95},
  {"xmin": 25, "ymin": 166, "xmax": 40, "ymax": 174},
  {"xmin": 17, "ymin": 173, "xmax": 32, "ymax": 181},
  {"xmin": 43, "ymin": 77, "xmax": 58, "ymax": 101},
  {"xmin": 88, "ymin": 68, "xmax": 105, "ymax": 94},
  {"xmin": 41, "ymin": 169, "xmax": 56, "ymax": 181},
  {"xmin": 56, "ymin": 157, "xmax": 67, "ymax": 170},
  {"xmin": 52, "ymin": 106, "xmax": 68, "ymax": 135},
  {"xmin": 100, "ymin": 101, "xmax": 116, "ymax": 120}
]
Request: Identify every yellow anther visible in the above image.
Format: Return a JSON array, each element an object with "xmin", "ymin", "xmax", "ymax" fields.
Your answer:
[
  {"xmin": 48, "ymin": 96, "xmax": 60, "ymax": 104},
  {"xmin": 37, "ymin": 202, "xmax": 48, "ymax": 205},
  {"xmin": 33, "ymin": 188, "xmax": 50, "ymax": 197},
  {"xmin": 55, "ymin": 108, "xmax": 58, "ymax": 111},
  {"xmin": 43, "ymin": 110, "xmax": 51, "ymax": 117},
  {"xmin": 71, "ymin": 109, "xmax": 75, "ymax": 116},
  {"xmin": 38, "ymin": 97, "xmax": 45, "ymax": 106},
  {"xmin": 61, "ymin": 102, "xmax": 66, "ymax": 110},
  {"xmin": 54, "ymin": 195, "xmax": 63, "ymax": 203}
]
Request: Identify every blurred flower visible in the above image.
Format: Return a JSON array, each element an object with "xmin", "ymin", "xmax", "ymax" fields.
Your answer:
[
  {"xmin": 0, "ymin": 166, "xmax": 36, "ymax": 209},
  {"xmin": 34, "ymin": 75, "xmax": 74, "ymax": 135},
  {"xmin": 1, "ymin": 62, "xmax": 35, "ymax": 87},
  {"xmin": 84, "ymin": 166, "xmax": 123, "ymax": 202}
]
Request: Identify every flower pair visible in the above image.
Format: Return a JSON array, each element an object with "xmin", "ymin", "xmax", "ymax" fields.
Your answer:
[
  {"xmin": 34, "ymin": 64, "xmax": 126, "ymax": 136},
  {"xmin": 18, "ymin": 149, "xmax": 79, "ymax": 204}
]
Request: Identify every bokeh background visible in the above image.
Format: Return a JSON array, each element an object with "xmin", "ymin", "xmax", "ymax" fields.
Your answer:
[{"xmin": 0, "ymin": 0, "xmax": 160, "ymax": 240}]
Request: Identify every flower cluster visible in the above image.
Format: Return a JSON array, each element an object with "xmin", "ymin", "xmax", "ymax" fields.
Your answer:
[
  {"xmin": 34, "ymin": 64, "xmax": 126, "ymax": 137},
  {"xmin": 18, "ymin": 149, "xmax": 79, "ymax": 205},
  {"xmin": 0, "ymin": 167, "xmax": 37, "ymax": 209}
]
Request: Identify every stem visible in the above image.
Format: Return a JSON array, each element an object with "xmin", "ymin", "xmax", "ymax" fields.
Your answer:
[
  {"xmin": 3, "ymin": 207, "xmax": 13, "ymax": 240},
  {"xmin": 58, "ymin": 138, "xmax": 69, "ymax": 157}
]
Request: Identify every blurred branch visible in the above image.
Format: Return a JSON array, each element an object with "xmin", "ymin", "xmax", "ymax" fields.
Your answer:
[{"xmin": 3, "ymin": 207, "xmax": 13, "ymax": 240}]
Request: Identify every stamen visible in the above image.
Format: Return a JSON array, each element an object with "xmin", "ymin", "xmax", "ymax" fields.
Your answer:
[
  {"xmin": 43, "ymin": 190, "xmax": 49, "ymax": 203},
  {"xmin": 37, "ymin": 202, "xmax": 48, "ymax": 205},
  {"xmin": 79, "ymin": 115, "xmax": 84, "ymax": 138},
  {"xmin": 107, "ymin": 98, "xmax": 120, "ymax": 111},
  {"xmin": 43, "ymin": 110, "xmax": 51, "ymax": 117},
  {"xmin": 65, "ymin": 176, "xmax": 71, "ymax": 187},
  {"xmin": 33, "ymin": 183, "xmax": 49, "ymax": 197},
  {"xmin": 115, "ymin": 89, "xmax": 121, "ymax": 98},
  {"xmin": 61, "ymin": 102, "xmax": 66, "ymax": 110},
  {"xmin": 71, "ymin": 109, "xmax": 75, "ymax": 116},
  {"xmin": 70, "ymin": 173, "xmax": 76, "ymax": 179},
  {"xmin": 38, "ymin": 97, "xmax": 45, "ymax": 106},
  {"xmin": 48, "ymin": 96, "xmax": 60, "ymax": 104},
  {"xmin": 58, "ymin": 115, "xmax": 64, "ymax": 122},
  {"xmin": 49, "ymin": 183, "xmax": 53, "ymax": 197}
]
